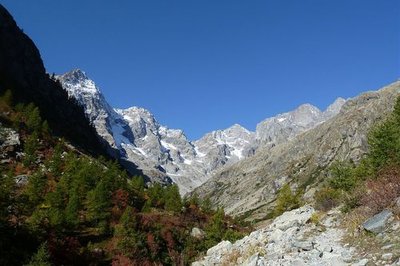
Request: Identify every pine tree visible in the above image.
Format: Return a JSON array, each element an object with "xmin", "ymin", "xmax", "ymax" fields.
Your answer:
[
  {"xmin": 65, "ymin": 187, "xmax": 80, "ymax": 227},
  {"xmin": 24, "ymin": 172, "xmax": 47, "ymax": 207},
  {"xmin": 23, "ymin": 132, "xmax": 39, "ymax": 167},
  {"xmin": 164, "ymin": 185, "xmax": 182, "ymax": 212},
  {"xmin": 274, "ymin": 184, "xmax": 301, "ymax": 216},
  {"xmin": 205, "ymin": 207, "xmax": 225, "ymax": 246},
  {"xmin": 26, "ymin": 242, "xmax": 52, "ymax": 266},
  {"xmin": 115, "ymin": 206, "xmax": 143, "ymax": 255},
  {"xmin": 86, "ymin": 180, "xmax": 111, "ymax": 233}
]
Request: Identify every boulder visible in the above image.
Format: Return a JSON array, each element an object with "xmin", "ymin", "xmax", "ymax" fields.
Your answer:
[
  {"xmin": 190, "ymin": 227, "xmax": 205, "ymax": 239},
  {"xmin": 362, "ymin": 210, "xmax": 393, "ymax": 234},
  {"xmin": 270, "ymin": 205, "xmax": 314, "ymax": 231},
  {"xmin": 381, "ymin": 253, "xmax": 393, "ymax": 261},
  {"xmin": 206, "ymin": 240, "xmax": 232, "ymax": 257},
  {"xmin": 14, "ymin": 174, "xmax": 28, "ymax": 186},
  {"xmin": 292, "ymin": 240, "xmax": 313, "ymax": 251}
]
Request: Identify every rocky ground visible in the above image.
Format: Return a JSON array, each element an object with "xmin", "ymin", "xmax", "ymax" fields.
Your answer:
[{"xmin": 192, "ymin": 205, "xmax": 400, "ymax": 266}]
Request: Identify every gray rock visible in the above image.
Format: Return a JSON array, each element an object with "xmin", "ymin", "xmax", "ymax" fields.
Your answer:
[
  {"xmin": 190, "ymin": 227, "xmax": 205, "ymax": 239},
  {"xmin": 292, "ymin": 240, "xmax": 313, "ymax": 251},
  {"xmin": 352, "ymin": 258, "xmax": 369, "ymax": 266},
  {"xmin": 382, "ymin": 244, "xmax": 394, "ymax": 250},
  {"xmin": 244, "ymin": 253, "xmax": 259, "ymax": 266},
  {"xmin": 14, "ymin": 175, "xmax": 28, "ymax": 186},
  {"xmin": 363, "ymin": 210, "xmax": 393, "ymax": 234},
  {"xmin": 381, "ymin": 253, "xmax": 393, "ymax": 261},
  {"xmin": 206, "ymin": 240, "xmax": 232, "ymax": 257},
  {"xmin": 395, "ymin": 196, "xmax": 400, "ymax": 209}
]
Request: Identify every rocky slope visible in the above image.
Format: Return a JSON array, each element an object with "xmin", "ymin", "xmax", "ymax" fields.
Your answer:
[
  {"xmin": 194, "ymin": 81, "xmax": 400, "ymax": 218},
  {"xmin": 193, "ymin": 205, "xmax": 400, "ymax": 265},
  {"xmin": 58, "ymin": 70, "xmax": 344, "ymax": 195},
  {"xmin": 255, "ymin": 98, "xmax": 345, "ymax": 148}
]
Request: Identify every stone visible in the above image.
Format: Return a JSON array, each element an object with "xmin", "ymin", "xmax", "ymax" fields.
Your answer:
[
  {"xmin": 303, "ymin": 187, "xmax": 317, "ymax": 202},
  {"xmin": 244, "ymin": 253, "xmax": 259, "ymax": 266},
  {"xmin": 268, "ymin": 228, "xmax": 283, "ymax": 243},
  {"xmin": 271, "ymin": 205, "xmax": 314, "ymax": 231},
  {"xmin": 190, "ymin": 227, "xmax": 205, "ymax": 239},
  {"xmin": 382, "ymin": 244, "xmax": 393, "ymax": 250},
  {"xmin": 381, "ymin": 253, "xmax": 393, "ymax": 261},
  {"xmin": 395, "ymin": 197, "xmax": 400, "ymax": 208},
  {"xmin": 206, "ymin": 240, "xmax": 232, "ymax": 257},
  {"xmin": 352, "ymin": 258, "xmax": 369, "ymax": 266},
  {"xmin": 14, "ymin": 174, "xmax": 28, "ymax": 186},
  {"xmin": 292, "ymin": 240, "xmax": 313, "ymax": 251},
  {"xmin": 362, "ymin": 210, "xmax": 393, "ymax": 234}
]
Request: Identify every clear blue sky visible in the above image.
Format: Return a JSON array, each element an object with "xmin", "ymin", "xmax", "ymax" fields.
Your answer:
[{"xmin": 2, "ymin": 1, "xmax": 399, "ymax": 140}]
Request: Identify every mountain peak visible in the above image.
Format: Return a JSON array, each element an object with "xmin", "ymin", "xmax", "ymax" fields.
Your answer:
[{"xmin": 61, "ymin": 69, "xmax": 89, "ymax": 84}]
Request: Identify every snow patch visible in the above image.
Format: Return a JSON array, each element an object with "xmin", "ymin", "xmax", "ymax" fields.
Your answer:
[{"xmin": 161, "ymin": 140, "xmax": 177, "ymax": 150}]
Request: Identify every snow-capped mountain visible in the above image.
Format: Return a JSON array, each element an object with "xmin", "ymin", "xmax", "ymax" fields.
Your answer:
[{"xmin": 58, "ymin": 69, "xmax": 345, "ymax": 195}]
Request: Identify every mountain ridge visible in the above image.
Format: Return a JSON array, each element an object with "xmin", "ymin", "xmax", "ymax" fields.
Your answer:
[
  {"xmin": 193, "ymin": 80, "xmax": 400, "ymax": 218},
  {"xmin": 58, "ymin": 69, "xmax": 345, "ymax": 195}
]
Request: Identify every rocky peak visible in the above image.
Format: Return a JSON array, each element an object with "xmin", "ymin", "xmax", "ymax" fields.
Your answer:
[
  {"xmin": 60, "ymin": 69, "xmax": 89, "ymax": 84},
  {"xmin": 57, "ymin": 70, "xmax": 101, "ymax": 105},
  {"xmin": 255, "ymin": 100, "xmax": 345, "ymax": 147},
  {"xmin": 323, "ymin": 97, "xmax": 346, "ymax": 119}
]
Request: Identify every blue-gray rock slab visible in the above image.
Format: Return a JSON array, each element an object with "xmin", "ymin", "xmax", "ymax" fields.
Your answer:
[{"xmin": 362, "ymin": 210, "xmax": 393, "ymax": 234}]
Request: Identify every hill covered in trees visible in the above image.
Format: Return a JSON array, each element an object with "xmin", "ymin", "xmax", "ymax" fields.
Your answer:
[{"xmin": 0, "ymin": 90, "xmax": 249, "ymax": 265}]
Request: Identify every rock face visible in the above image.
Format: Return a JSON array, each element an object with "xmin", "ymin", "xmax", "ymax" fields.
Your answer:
[
  {"xmin": 194, "ymin": 81, "xmax": 400, "ymax": 217},
  {"xmin": 363, "ymin": 210, "xmax": 394, "ymax": 234},
  {"xmin": 58, "ymin": 69, "xmax": 345, "ymax": 195},
  {"xmin": 193, "ymin": 205, "xmax": 361, "ymax": 266},
  {"xmin": 255, "ymin": 98, "xmax": 345, "ymax": 148}
]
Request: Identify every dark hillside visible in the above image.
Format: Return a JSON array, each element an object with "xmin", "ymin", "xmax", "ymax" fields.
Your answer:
[{"xmin": 0, "ymin": 4, "xmax": 105, "ymax": 156}]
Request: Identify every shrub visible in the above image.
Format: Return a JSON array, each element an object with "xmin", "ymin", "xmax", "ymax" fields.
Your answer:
[
  {"xmin": 26, "ymin": 242, "xmax": 51, "ymax": 266},
  {"xmin": 329, "ymin": 161, "xmax": 357, "ymax": 192},
  {"xmin": 314, "ymin": 187, "xmax": 341, "ymax": 211},
  {"xmin": 274, "ymin": 184, "xmax": 302, "ymax": 216},
  {"xmin": 360, "ymin": 165, "xmax": 400, "ymax": 214}
]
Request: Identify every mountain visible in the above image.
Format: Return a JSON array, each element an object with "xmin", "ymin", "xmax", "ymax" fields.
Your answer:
[
  {"xmin": 58, "ymin": 70, "xmax": 259, "ymax": 194},
  {"xmin": 193, "ymin": 81, "xmax": 400, "ymax": 218},
  {"xmin": 58, "ymin": 69, "xmax": 345, "ymax": 195},
  {"xmin": 255, "ymin": 98, "xmax": 346, "ymax": 148},
  {"xmin": 0, "ymin": 5, "xmax": 109, "ymax": 157}
]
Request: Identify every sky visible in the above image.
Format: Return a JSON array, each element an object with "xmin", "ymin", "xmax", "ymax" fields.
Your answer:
[{"xmin": 2, "ymin": 1, "xmax": 399, "ymax": 140}]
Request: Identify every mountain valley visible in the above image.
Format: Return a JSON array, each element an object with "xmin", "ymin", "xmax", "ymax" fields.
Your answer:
[{"xmin": 57, "ymin": 69, "xmax": 345, "ymax": 195}]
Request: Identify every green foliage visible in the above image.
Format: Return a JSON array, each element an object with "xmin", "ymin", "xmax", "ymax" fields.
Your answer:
[
  {"xmin": 47, "ymin": 142, "xmax": 64, "ymax": 176},
  {"xmin": 26, "ymin": 242, "xmax": 51, "ymax": 266},
  {"xmin": 24, "ymin": 172, "xmax": 47, "ymax": 207},
  {"xmin": 1, "ymin": 89, "xmax": 13, "ymax": 106},
  {"xmin": 65, "ymin": 187, "xmax": 80, "ymax": 227},
  {"xmin": 86, "ymin": 180, "xmax": 111, "ymax": 232},
  {"xmin": 0, "ymin": 100, "xmax": 249, "ymax": 265},
  {"xmin": 164, "ymin": 185, "xmax": 182, "ymax": 212},
  {"xmin": 26, "ymin": 106, "xmax": 43, "ymax": 133},
  {"xmin": 320, "ymin": 96, "xmax": 400, "ymax": 213},
  {"xmin": 204, "ymin": 207, "xmax": 225, "ymax": 246},
  {"xmin": 23, "ymin": 132, "xmax": 39, "ymax": 166},
  {"xmin": 0, "ymin": 172, "xmax": 14, "ymax": 223},
  {"xmin": 115, "ymin": 206, "xmax": 144, "ymax": 255},
  {"xmin": 314, "ymin": 187, "xmax": 341, "ymax": 211},
  {"xmin": 200, "ymin": 197, "xmax": 213, "ymax": 213},
  {"xmin": 329, "ymin": 161, "xmax": 358, "ymax": 192},
  {"xmin": 274, "ymin": 184, "xmax": 302, "ymax": 216}
]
